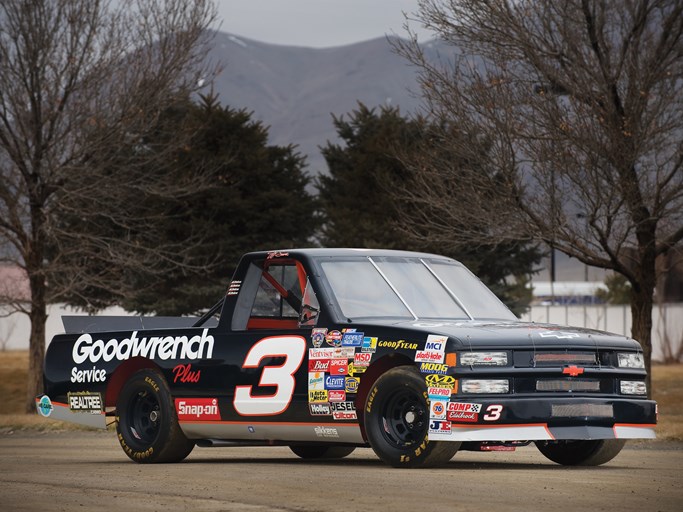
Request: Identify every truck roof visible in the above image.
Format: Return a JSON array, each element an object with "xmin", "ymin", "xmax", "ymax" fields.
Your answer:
[{"xmin": 244, "ymin": 248, "xmax": 456, "ymax": 260}]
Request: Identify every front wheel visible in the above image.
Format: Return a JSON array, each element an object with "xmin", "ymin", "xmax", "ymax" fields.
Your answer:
[
  {"xmin": 289, "ymin": 445, "xmax": 355, "ymax": 459},
  {"xmin": 535, "ymin": 439, "xmax": 626, "ymax": 466},
  {"xmin": 364, "ymin": 366, "xmax": 461, "ymax": 468},
  {"xmin": 116, "ymin": 368, "xmax": 194, "ymax": 463}
]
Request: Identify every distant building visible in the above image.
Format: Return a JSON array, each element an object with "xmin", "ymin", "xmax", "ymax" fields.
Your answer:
[
  {"xmin": 531, "ymin": 281, "xmax": 608, "ymax": 306},
  {"xmin": 532, "ymin": 247, "xmax": 683, "ymax": 305}
]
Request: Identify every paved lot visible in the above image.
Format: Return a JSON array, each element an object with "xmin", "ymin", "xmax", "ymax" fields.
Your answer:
[{"xmin": 0, "ymin": 431, "xmax": 681, "ymax": 511}]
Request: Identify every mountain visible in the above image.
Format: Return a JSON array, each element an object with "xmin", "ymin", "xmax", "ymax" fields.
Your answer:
[
  {"xmin": 201, "ymin": 33, "xmax": 615, "ymax": 285},
  {"xmin": 205, "ymin": 32, "xmax": 448, "ymax": 173}
]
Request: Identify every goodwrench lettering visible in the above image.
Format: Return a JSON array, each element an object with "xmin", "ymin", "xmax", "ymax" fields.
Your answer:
[{"xmin": 72, "ymin": 329, "xmax": 214, "ymax": 364}]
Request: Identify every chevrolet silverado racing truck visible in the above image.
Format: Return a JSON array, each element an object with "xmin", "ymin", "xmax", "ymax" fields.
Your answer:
[{"xmin": 37, "ymin": 249, "xmax": 656, "ymax": 467}]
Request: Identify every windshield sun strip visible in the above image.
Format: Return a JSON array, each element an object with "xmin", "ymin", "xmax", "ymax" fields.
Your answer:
[
  {"xmin": 420, "ymin": 259, "xmax": 474, "ymax": 320},
  {"xmin": 367, "ymin": 257, "xmax": 419, "ymax": 321}
]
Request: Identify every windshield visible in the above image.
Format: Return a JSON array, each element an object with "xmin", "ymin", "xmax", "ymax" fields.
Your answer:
[{"xmin": 320, "ymin": 256, "xmax": 515, "ymax": 321}]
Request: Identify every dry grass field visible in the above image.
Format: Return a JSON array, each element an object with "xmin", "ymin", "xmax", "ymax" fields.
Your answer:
[
  {"xmin": 650, "ymin": 363, "xmax": 683, "ymax": 440},
  {"xmin": 0, "ymin": 351, "xmax": 681, "ymax": 439}
]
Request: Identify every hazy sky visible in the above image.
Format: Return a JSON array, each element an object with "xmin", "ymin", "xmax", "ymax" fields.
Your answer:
[{"xmin": 215, "ymin": 0, "xmax": 432, "ymax": 48}]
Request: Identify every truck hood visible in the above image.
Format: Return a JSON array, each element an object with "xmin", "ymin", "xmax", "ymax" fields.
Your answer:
[{"xmin": 377, "ymin": 320, "xmax": 643, "ymax": 351}]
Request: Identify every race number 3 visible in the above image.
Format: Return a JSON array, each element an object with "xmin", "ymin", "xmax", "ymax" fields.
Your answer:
[
  {"xmin": 233, "ymin": 336, "xmax": 306, "ymax": 416},
  {"xmin": 483, "ymin": 404, "xmax": 503, "ymax": 421}
]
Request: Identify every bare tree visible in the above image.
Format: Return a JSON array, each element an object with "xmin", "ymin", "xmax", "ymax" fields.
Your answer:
[
  {"xmin": 0, "ymin": 0, "xmax": 218, "ymax": 412},
  {"xmin": 394, "ymin": 0, "xmax": 683, "ymax": 393},
  {"xmin": 0, "ymin": 314, "xmax": 16, "ymax": 351}
]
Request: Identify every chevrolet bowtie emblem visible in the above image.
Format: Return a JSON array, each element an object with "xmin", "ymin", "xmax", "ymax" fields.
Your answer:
[{"xmin": 563, "ymin": 365, "xmax": 585, "ymax": 377}]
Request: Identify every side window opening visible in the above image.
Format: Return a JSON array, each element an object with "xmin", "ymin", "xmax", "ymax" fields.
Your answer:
[{"xmin": 247, "ymin": 261, "xmax": 307, "ymax": 329}]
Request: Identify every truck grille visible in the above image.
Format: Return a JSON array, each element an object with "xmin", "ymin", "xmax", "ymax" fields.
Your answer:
[
  {"xmin": 533, "ymin": 352, "xmax": 597, "ymax": 365},
  {"xmin": 537, "ymin": 379, "xmax": 601, "ymax": 392},
  {"xmin": 551, "ymin": 404, "xmax": 613, "ymax": 417}
]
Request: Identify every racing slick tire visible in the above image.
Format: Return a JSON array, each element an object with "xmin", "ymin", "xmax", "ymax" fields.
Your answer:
[
  {"xmin": 535, "ymin": 439, "xmax": 626, "ymax": 466},
  {"xmin": 116, "ymin": 368, "xmax": 195, "ymax": 464},
  {"xmin": 289, "ymin": 445, "xmax": 356, "ymax": 459},
  {"xmin": 364, "ymin": 366, "xmax": 461, "ymax": 468}
]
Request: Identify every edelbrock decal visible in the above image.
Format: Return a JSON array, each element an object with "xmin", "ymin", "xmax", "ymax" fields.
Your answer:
[
  {"xmin": 447, "ymin": 402, "xmax": 482, "ymax": 422},
  {"xmin": 72, "ymin": 329, "xmax": 214, "ymax": 364}
]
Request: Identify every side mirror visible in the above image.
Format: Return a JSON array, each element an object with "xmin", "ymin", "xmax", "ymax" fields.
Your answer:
[{"xmin": 298, "ymin": 278, "xmax": 320, "ymax": 327}]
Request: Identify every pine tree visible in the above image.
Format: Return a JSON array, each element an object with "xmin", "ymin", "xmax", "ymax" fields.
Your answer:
[
  {"xmin": 317, "ymin": 103, "xmax": 540, "ymax": 315},
  {"xmin": 59, "ymin": 95, "xmax": 319, "ymax": 315}
]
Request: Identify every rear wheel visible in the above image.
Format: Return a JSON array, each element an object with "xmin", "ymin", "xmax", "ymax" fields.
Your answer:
[
  {"xmin": 364, "ymin": 366, "xmax": 461, "ymax": 468},
  {"xmin": 535, "ymin": 439, "xmax": 626, "ymax": 466},
  {"xmin": 289, "ymin": 445, "xmax": 355, "ymax": 459},
  {"xmin": 116, "ymin": 368, "xmax": 194, "ymax": 463}
]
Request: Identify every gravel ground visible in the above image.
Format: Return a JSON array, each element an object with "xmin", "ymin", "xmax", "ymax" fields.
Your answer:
[{"xmin": 1, "ymin": 431, "xmax": 681, "ymax": 512}]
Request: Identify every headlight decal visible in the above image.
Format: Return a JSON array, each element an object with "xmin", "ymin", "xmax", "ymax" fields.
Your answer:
[
  {"xmin": 620, "ymin": 380, "xmax": 647, "ymax": 395},
  {"xmin": 459, "ymin": 351, "xmax": 508, "ymax": 366},
  {"xmin": 617, "ymin": 352, "xmax": 645, "ymax": 368},
  {"xmin": 460, "ymin": 379, "xmax": 509, "ymax": 394}
]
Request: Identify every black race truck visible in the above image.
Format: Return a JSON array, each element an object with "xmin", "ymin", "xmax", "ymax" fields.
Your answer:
[{"xmin": 37, "ymin": 249, "xmax": 656, "ymax": 467}]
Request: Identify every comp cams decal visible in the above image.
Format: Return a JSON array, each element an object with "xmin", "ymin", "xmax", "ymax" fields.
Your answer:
[{"xmin": 447, "ymin": 402, "xmax": 482, "ymax": 422}]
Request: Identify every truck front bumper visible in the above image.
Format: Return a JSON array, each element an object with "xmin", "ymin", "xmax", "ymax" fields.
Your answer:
[{"xmin": 427, "ymin": 396, "xmax": 657, "ymax": 441}]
